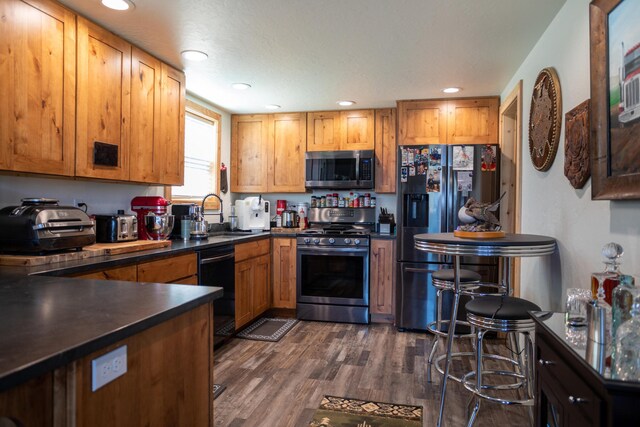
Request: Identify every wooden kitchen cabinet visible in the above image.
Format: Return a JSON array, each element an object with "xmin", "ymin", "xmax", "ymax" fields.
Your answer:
[
  {"xmin": 234, "ymin": 239, "xmax": 271, "ymax": 329},
  {"xmin": 231, "ymin": 114, "xmax": 270, "ymax": 193},
  {"xmin": 158, "ymin": 63, "xmax": 186, "ymax": 185},
  {"xmin": 231, "ymin": 113, "xmax": 305, "ymax": 193},
  {"xmin": 0, "ymin": 0, "xmax": 76, "ymax": 177},
  {"xmin": 0, "ymin": 373, "xmax": 53, "ymax": 427},
  {"xmin": 75, "ymin": 17, "xmax": 131, "ymax": 181},
  {"xmin": 370, "ymin": 238, "xmax": 395, "ymax": 322},
  {"xmin": 271, "ymin": 237, "xmax": 297, "ymax": 309},
  {"xmin": 73, "ymin": 265, "xmax": 138, "ymax": 281},
  {"xmin": 398, "ymin": 97, "xmax": 499, "ymax": 146},
  {"xmin": 307, "ymin": 109, "xmax": 375, "ymax": 151},
  {"xmin": 374, "ymin": 108, "xmax": 397, "ymax": 193},
  {"xmin": 137, "ymin": 252, "xmax": 197, "ymax": 284}
]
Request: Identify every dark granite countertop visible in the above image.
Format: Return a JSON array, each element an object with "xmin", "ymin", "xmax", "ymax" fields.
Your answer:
[{"xmin": 0, "ymin": 274, "xmax": 222, "ymax": 392}]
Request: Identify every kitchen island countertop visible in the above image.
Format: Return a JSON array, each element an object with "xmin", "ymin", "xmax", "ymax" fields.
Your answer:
[{"xmin": 0, "ymin": 274, "xmax": 222, "ymax": 392}]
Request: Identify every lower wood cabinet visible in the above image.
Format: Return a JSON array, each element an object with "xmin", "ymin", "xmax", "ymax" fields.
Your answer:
[
  {"xmin": 271, "ymin": 237, "xmax": 297, "ymax": 309},
  {"xmin": 0, "ymin": 373, "xmax": 53, "ymax": 426},
  {"xmin": 71, "ymin": 252, "xmax": 197, "ymax": 284},
  {"xmin": 370, "ymin": 238, "xmax": 395, "ymax": 321},
  {"xmin": 235, "ymin": 239, "xmax": 271, "ymax": 329}
]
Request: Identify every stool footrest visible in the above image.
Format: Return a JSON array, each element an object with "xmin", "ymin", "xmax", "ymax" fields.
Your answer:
[
  {"xmin": 432, "ymin": 352, "xmax": 521, "ymax": 384},
  {"xmin": 426, "ymin": 320, "xmax": 475, "ymax": 338},
  {"xmin": 462, "ymin": 371, "xmax": 534, "ymax": 406}
]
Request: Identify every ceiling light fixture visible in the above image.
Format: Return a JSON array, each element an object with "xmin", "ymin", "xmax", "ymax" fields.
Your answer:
[
  {"xmin": 231, "ymin": 83, "xmax": 252, "ymax": 90},
  {"xmin": 337, "ymin": 100, "xmax": 355, "ymax": 106},
  {"xmin": 181, "ymin": 50, "xmax": 208, "ymax": 61},
  {"xmin": 101, "ymin": 0, "xmax": 134, "ymax": 11},
  {"xmin": 265, "ymin": 104, "xmax": 281, "ymax": 110},
  {"xmin": 442, "ymin": 87, "xmax": 461, "ymax": 94}
]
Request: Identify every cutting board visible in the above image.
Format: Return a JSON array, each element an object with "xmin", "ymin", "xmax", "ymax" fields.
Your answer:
[
  {"xmin": 84, "ymin": 240, "xmax": 171, "ymax": 255},
  {"xmin": 0, "ymin": 240, "xmax": 171, "ymax": 266}
]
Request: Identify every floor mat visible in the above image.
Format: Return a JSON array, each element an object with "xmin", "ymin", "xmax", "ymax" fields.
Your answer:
[
  {"xmin": 236, "ymin": 317, "xmax": 298, "ymax": 342},
  {"xmin": 308, "ymin": 395, "xmax": 423, "ymax": 427}
]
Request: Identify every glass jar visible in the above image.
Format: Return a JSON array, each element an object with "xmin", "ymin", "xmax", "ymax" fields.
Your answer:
[
  {"xmin": 338, "ymin": 197, "xmax": 345, "ymax": 207},
  {"xmin": 613, "ymin": 294, "xmax": 640, "ymax": 381},
  {"xmin": 364, "ymin": 193, "xmax": 371, "ymax": 207},
  {"xmin": 370, "ymin": 197, "xmax": 376, "ymax": 208},
  {"xmin": 320, "ymin": 195, "xmax": 326, "ymax": 207},
  {"xmin": 310, "ymin": 196, "xmax": 317, "ymax": 208},
  {"xmin": 590, "ymin": 242, "xmax": 623, "ymax": 305},
  {"xmin": 612, "ymin": 275, "xmax": 637, "ymax": 368},
  {"xmin": 333, "ymin": 193, "xmax": 339, "ymax": 207}
]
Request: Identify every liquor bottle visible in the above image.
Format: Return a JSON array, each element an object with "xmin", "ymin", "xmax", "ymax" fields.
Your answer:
[
  {"xmin": 612, "ymin": 275, "xmax": 638, "ymax": 369},
  {"xmin": 613, "ymin": 294, "xmax": 640, "ymax": 381},
  {"xmin": 590, "ymin": 242, "xmax": 624, "ymax": 305}
]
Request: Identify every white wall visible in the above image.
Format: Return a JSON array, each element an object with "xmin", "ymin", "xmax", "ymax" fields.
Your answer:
[
  {"xmin": 0, "ymin": 95, "xmax": 232, "ymax": 222},
  {"xmin": 501, "ymin": 0, "xmax": 640, "ymax": 311}
]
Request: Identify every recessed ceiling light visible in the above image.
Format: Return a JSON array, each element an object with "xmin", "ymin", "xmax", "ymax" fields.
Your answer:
[
  {"xmin": 231, "ymin": 83, "xmax": 252, "ymax": 90},
  {"xmin": 101, "ymin": 0, "xmax": 134, "ymax": 11},
  {"xmin": 265, "ymin": 104, "xmax": 281, "ymax": 110},
  {"xmin": 442, "ymin": 87, "xmax": 461, "ymax": 94},
  {"xmin": 337, "ymin": 100, "xmax": 355, "ymax": 106},
  {"xmin": 181, "ymin": 50, "xmax": 208, "ymax": 61}
]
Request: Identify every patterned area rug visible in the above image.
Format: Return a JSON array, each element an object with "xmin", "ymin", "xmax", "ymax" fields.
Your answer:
[
  {"xmin": 213, "ymin": 384, "xmax": 226, "ymax": 400},
  {"xmin": 308, "ymin": 396, "xmax": 423, "ymax": 427},
  {"xmin": 236, "ymin": 317, "xmax": 298, "ymax": 342}
]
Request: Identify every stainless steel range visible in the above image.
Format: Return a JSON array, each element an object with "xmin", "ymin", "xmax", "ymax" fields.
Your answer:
[{"xmin": 296, "ymin": 207, "xmax": 376, "ymax": 324}]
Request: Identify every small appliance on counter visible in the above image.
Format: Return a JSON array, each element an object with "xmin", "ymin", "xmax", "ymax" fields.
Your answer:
[
  {"xmin": 170, "ymin": 203, "xmax": 197, "ymax": 239},
  {"xmin": 235, "ymin": 197, "xmax": 271, "ymax": 232},
  {"xmin": 0, "ymin": 198, "xmax": 96, "ymax": 253},
  {"xmin": 131, "ymin": 196, "xmax": 171, "ymax": 240},
  {"xmin": 94, "ymin": 210, "xmax": 138, "ymax": 243}
]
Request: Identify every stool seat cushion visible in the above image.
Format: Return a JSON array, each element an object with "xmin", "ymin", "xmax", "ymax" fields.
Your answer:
[
  {"xmin": 432, "ymin": 268, "xmax": 481, "ymax": 283},
  {"xmin": 465, "ymin": 296, "xmax": 541, "ymax": 320}
]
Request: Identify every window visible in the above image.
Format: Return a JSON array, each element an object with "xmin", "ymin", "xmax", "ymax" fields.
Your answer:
[{"xmin": 165, "ymin": 99, "xmax": 221, "ymax": 209}]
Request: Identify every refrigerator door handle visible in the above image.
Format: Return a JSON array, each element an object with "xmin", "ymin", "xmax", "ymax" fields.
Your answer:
[{"xmin": 405, "ymin": 267, "xmax": 436, "ymax": 273}]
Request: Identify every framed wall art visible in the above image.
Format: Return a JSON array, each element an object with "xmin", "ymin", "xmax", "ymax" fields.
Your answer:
[
  {"xmin": 590, "ymin": 0, "xmax": 640, "ymax": 200},
  {"xmin": 529, "ymin": 67, "xmax": 562, "ymax": 172},
  {"xmin": 564, "ymin": 100, "xmax": 591, "ymax": 189}
]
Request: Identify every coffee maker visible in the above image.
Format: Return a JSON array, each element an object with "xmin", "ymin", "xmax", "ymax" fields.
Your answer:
[{"xmin": 235, "ymin": 197, "xmax": 271, "ymax": 232}]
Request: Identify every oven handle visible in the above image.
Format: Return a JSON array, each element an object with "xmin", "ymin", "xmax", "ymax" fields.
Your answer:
[
  {"xmin": 405, "ymin": 267, "xmax": 436, "ymax": 273},
  {"xmin": 298, "ymin": 247, "xmax": 369, "ymax": 255},
  {"xmin": 200, "ymin": 253, "xmax": 235, "ymax": 264}
]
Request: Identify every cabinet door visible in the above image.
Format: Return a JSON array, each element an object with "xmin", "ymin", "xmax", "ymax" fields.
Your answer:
[
  {"xmin": 340, "ymin": 109, "xmax": 375, "ymax": 150},
  {"xmin": 76, "ymin": 17, "xmax": 131, "ymax": 180},
  {"xmin": 370, "ymin": 239, "xmax": 395, "ymax": 316},
  {"xmin": 137, "ymin": 253, "xmax": 197, "ymax": 283},
  {"xmin": 447, "ymin": 97, "xmax": 499, "ymax": 145},
  {"xmin": 231, "ymin": 114, "xmax": 269, "ymax": 192},
  {"xmin": 0, "ymin": 0, "xmax": 76, "ymax": 176},
  {"xmin": 235, "ymin": 259, "xmax": 253, "ymax": 329},
  {"xmin": 397, "ymin": 100, "xmax": 447, "ymax": 146},
  {"xmin": 252, "ymin": 254, "xmax": 271, "ymax": 317},
  {"xmin": 73, "ymin": 265, "xmax": 138, "ymax": 281},
  {"xmin": 0, "ymin": 373, "xmax": 53, "ymax": 427},
  {"xmin": 268, "ymin": 113, "xmax": 306, "ymax": 192},
  {"xmin": 158, "ymin": 63, "xmax": 186, "ymax": 185},
  {"xmin": 272, "ymin": 238, "xmax": 297, "ymax": 309},
  {"xmin": 374, "ymin": 108, "xmax": 396, "ymax": 193},
  {"xmin": 306, "ymin": 111, "xmax": 341, "ymax": 151},
  {"xmin": 129, "ymin": 47, "xmax": 161, "ymax": 183}
]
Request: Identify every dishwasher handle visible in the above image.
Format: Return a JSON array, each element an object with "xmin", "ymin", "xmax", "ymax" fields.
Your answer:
[{"xmin": 200, "ymin": 252, "xmax": 235, "ymax": 264}]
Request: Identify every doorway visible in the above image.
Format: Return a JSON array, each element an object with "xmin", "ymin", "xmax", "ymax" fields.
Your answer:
[{"xmin": 499, "ymin": 81, "xmax": 523, "ymax": 296}]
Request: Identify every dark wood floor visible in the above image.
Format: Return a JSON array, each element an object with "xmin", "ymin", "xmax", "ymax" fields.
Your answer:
[{"xmin": 213, "ymin": 321, "xmax": 530, "ymax": 426}]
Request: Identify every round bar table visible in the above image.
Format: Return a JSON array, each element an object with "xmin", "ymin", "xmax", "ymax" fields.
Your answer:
[{"xmin": 414, "ymin": 232, "xmax": 556, "ymax": 427}]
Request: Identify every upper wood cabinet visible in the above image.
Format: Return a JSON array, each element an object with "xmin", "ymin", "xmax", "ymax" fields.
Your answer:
[
  {"xmin": 129, "ymin": 50, "xmax": 185, "ymax": 186},
  {"xmin": 307, "ymin": 109, "xmax": 374, "ymax": 151},
  {"xmin": 398, "ymin": 97, "xmax": 499, "ymax": 146},
  {"xmin": 0, "ymin": 0, "xmax": 76, "ymax": 176},
  {"xmin": 76, "ymin": 17, "xmax": 131, "ymax": 180},
  {"xmin": 374, "ymin": 108, "xmax": 397, "ymax": 193},
  {"xmin": 231, "ymin": 113, "xmax": 305, "ymax": 193}
]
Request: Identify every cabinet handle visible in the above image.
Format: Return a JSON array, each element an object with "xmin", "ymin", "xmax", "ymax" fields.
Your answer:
[
  {"xmin": 568, "ymin": 395, "xmax": 588, "ymax": 405},
  {"xmin": 538, "ymin": 358, "xmax": 555, "ymax": 366}
]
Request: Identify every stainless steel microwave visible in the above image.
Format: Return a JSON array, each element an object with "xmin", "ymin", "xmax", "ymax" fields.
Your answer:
[{"xmin": 305, "ymin": 150, "xmax": 374, "ymax": 189}]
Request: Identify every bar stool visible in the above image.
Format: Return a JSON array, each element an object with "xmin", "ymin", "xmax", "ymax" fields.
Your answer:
[
  {"xmin": 462, "ymin": 295, "xmax": 541, "ymax": 427},
  {"xmin": 427, "ymin": 268, "xmax": 481, "ymax": 382}
]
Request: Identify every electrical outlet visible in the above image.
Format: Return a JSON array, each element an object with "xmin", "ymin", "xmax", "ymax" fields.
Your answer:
[{"xmin": 91, "ymin": 345, "xmax": 127, "ymax": 391}]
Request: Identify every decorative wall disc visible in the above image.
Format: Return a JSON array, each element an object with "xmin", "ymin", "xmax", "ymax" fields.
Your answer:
[
  {"xmin": 529, "ymin": 67, "xmax": 562, "ymax": 171},
  {"xmin": 564, "ymin": 100, "xmax": 590, "ymax": 189}
]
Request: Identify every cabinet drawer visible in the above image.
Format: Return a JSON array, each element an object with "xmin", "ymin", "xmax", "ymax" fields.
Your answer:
[
  {"xmin": 537, "ymin": 334, "xmax": 602, "ymax": 425},
  {"xmin": 137, "ymin": 253, "xmax": 197, "ymax": 283},
  {"xmin": 235, "ymin": 238, "xmax": 270, "ymax": 262},
  {"xmin": 171, "ymin": 275, "xmax": 198, "ymax": 285},
  {"xmin": 73, "ymin": 265, "xmax": 138, "ymax": 281}
]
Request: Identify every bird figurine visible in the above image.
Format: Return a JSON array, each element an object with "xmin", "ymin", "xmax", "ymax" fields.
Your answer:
[{"xmin": 457, "ymin": 192, "xmax": 506, "ymax": 231}]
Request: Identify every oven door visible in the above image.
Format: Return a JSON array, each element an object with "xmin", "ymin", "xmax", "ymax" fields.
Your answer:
[{"xmin": 296, "ymin": 245, "xmax": 369, "ymax": 307}]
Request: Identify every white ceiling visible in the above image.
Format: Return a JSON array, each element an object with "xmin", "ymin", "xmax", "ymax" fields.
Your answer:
[{"xmin": 58, "ymin": 0, "xmax": 566, "ymax": 114}]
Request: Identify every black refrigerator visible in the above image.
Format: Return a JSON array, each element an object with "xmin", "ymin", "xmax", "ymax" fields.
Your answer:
[{"xmin": 395, "ymin": 144, "xmax": 500, "ymax": 331}]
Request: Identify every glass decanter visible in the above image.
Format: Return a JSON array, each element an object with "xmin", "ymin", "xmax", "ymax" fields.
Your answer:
[
  {"xmin": 613, "ymin": 294, "xmax": 640, "ymax": 381},
  {"xmin": 590, "ymin": 242, "xmax": 623, "ymax": 305},
  {"xmin": 591, "ymin": 271, "xmax": 613, "ymax": 359},
  {"xmin": 612, "ymin": 275, "xmax": 638, "ymax": 369}
]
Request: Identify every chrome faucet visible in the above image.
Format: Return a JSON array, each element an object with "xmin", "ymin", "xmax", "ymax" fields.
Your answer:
[{"xmin": 201, "ymin": 193, "xmax": 224, "ymax": 224}]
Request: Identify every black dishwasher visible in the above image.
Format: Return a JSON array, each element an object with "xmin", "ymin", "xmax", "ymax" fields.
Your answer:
[{"xmin": 198, "ymin": 245, "xmax": 235, "ymax": 348}]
